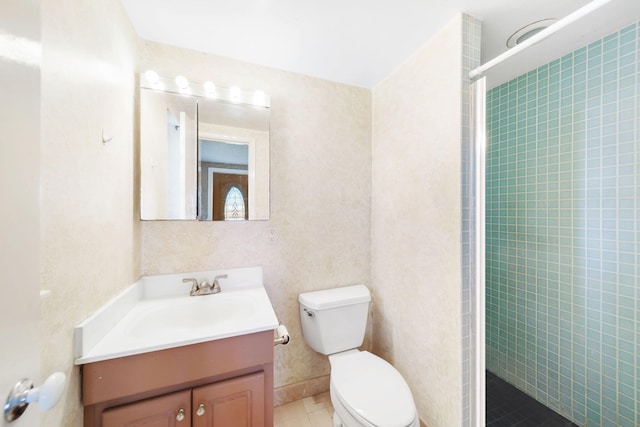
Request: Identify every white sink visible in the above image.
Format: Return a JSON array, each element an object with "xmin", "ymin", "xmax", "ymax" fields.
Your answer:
[
  {"xmin": 74, "ymin": 267, "xmax": 278, "ymax": 365},
  {"xmin": 126, "ymin": 294, "xmax": 256, "ymax": 338}
]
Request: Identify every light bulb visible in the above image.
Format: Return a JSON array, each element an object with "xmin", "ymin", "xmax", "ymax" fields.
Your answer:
[
  {"xmin": 204, "ymin": 81, "xmax": 216, "ymax": 97},
  {"xmin": 230, "ymin": 86, "xmax": 242, "ymax": 103},
  {"xmin": 144, "ymin": 70, "xmax": 159, "ymax": 85},
  {"xmin": 175, "ymin": 75, "xmax": 189, "ymax": 90}
]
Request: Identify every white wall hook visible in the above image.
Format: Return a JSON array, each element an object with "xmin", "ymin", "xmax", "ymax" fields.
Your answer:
[
  {"xmin": 102, "ymin": 128, "xmax": 113, "ymax": 144},
  {"xmin": 4, "ymin": 372, "xmax": 66, "ymax": 422}
]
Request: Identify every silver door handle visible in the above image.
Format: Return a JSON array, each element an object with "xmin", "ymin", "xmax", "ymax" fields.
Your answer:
[{"xmin": 4, "ymin": 372, "xmax": 66, "ymax": 422}]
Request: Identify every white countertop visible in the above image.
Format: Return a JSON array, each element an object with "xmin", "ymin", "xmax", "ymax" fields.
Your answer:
[{"xmin": 74, "ymin": 267, "xmax": 279, "ymax": 365}]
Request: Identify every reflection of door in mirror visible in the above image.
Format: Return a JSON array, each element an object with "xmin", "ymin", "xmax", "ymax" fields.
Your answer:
[
  {"xmin": 199, "ymin": 138, "xmax": 250, "ymax": 221},
  {"xmin": 167, "ymin": 110, "xmax": 195, "ymax": 218},
  {"xmin": 197, "ymin": 98, "xmax": 269, "ymax": 221},
  {"xmin": 140, "ymin": 89, "xmax": 197, "ymax": 220},
  {"xmin": 212, "ymin": 174, "xmax": 248, "ymax": 220}
]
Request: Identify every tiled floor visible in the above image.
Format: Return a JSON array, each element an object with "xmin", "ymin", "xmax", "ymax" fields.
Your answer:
[
  {"xmin": 486, "ymin": 371, "xmax": 578, "ymax": 426},
  {"xmin": 277, "ymin": 373, "xmax": 577, "ymax": 427},
  {"xmin": 274, "ymin": 391, "xmax": 334, "ymax": 427}
]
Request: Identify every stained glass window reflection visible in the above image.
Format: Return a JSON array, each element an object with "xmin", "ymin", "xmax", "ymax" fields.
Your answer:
[{"xmin": 224, "ymin": 186, "xmax": 246, "ymax": 220}]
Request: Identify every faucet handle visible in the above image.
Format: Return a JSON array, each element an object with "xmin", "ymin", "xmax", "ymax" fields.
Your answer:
[
  {"xmin": 211, "ymin": 274, "xmax": 228, "ymax": 293},
  {"xmin": 183, "ymin": 278, "xmax": 199, "ymax": 295},
  {"xmin": 213, "ymin": 274, "xmax": 228, "ymax": 285}
]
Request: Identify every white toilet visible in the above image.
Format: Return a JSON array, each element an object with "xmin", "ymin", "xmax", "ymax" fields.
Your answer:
[{"xmin": 299, "ymin": 285, "xmax": 419, "ymax": 427}]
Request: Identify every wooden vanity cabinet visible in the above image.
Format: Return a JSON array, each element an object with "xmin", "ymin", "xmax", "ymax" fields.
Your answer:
[
  {"xmin": 101, "ymin": 372, "xmax": 263, "ymax": 427},
  {"xmin": 82, "ymin": 331, "xmax": 273, "ymax": 427}
]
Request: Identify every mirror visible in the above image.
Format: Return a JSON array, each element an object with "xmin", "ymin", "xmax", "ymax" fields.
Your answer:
[
  {"xmin": 139, "ymin": 74, "xmax": 270, "ymax": 221},
  {"xmin": 198, "ymin": 97, "xmax": 270, "ymax": 221},
  {"xmin": 140, "ymin": 89, "xmax": 198, "ymax": 220}
]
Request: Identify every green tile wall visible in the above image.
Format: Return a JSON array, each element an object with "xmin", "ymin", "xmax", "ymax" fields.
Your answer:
[{"xmin": 486, "ymin": 22, "xmax": 640, "ymax": 426}]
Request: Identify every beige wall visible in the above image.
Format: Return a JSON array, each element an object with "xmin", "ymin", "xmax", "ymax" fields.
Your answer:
[
  {"xmin": 371, "ymin": 15, "xmax": 464, "ymax": 427},
  {"xmin": 40, "ymin": 0, "xmax": 140, "ymax": 425},
  {"xmin": 138, "ymin": 41, "xmax": 373, "ymax": 401}
]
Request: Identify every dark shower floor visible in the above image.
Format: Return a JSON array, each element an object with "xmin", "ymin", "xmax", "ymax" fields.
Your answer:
[{"xmin": 486, "ymin": 371, "xmax": 578, "ymax": 427}]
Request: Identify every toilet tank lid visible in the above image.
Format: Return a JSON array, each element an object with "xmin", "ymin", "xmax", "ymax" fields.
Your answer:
[{"xmin": 298, "ymin": 285, "xmax": 371, "ymax": 310}]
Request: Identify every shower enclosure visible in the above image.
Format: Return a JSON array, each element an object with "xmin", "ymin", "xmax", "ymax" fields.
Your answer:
[{"xmin": 470, "ymin": 3, "xmax": 640, "ymax": 426}]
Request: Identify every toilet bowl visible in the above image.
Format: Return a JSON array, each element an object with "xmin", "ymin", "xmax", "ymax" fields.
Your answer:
[
  {"xmin": 329, "ymin": 350, "xmax": 419, "ymax": 427},
  {"xmin": 299, "ymin": 285, "xmax": 419, "ymax": 427}
]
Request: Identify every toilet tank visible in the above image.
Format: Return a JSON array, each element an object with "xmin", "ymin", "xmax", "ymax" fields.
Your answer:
[{"xmin": 298, "ymin": 285, "xmax": 371, "ymax": 355}]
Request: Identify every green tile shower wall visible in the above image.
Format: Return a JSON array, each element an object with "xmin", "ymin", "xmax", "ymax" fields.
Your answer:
[{"xmin": 486, "ymin": 22, "xmax": 639, "ymax": 427}]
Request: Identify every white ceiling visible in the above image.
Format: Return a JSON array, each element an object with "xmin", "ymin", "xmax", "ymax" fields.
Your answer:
[{"xmin": 120, "ymin": 0, "xmax": 640, "ymax": 89}]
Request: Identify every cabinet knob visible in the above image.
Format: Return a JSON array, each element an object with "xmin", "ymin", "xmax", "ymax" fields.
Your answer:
[
  {"xmin": 196, "ymin": 403, "xmax": 206, "ymax": 417},
  {"xmin": 176, "ymin": 408, "xmax": 185, "ymax": 422}
]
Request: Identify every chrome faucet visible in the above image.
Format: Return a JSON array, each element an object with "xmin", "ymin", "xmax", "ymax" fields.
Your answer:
[{"xmin": 183, "ymin": 274, "xmax": 228, "ymax": 296}]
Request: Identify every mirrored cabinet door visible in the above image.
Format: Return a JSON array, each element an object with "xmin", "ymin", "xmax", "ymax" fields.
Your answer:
[
  {"xmin": 197, "ymin": 97, "xmax": 270, "ymax": 221},
  {"xmin": 140, "ymin": 89, "xmax": 198, "ymax": 220}
]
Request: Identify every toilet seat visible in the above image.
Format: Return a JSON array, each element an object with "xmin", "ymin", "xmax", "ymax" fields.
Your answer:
[{"xmin": 330, "ymin": 351, "xmax": 417, "ymax": 427}]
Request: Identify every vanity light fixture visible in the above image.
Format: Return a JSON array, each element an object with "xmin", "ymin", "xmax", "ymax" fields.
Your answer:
[
  {"xmin": 204, "ymin": 81, "xmax": 216, "ymax": 97},
  {"xmin": 139, "ymin": 73, "xmax": 270, "ymax": 108},
  {"xmin": 229, "ymin": 86, "xmax": 242, "ymax": 103}
]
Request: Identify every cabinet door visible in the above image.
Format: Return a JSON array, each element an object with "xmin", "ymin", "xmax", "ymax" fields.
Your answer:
[
  {"xmin": 192, "ymin": 371, "xmax": 264, "ymax": 427},
  {"xmin": 102, "ymin": 390, "xmax": 191, "ymax": 427}
]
